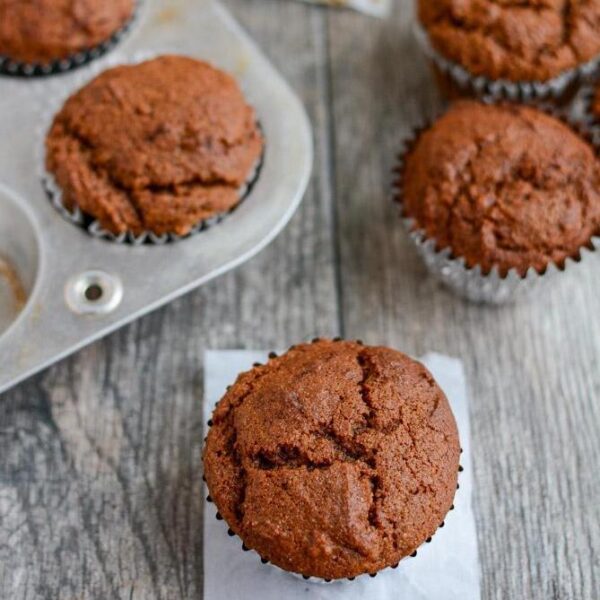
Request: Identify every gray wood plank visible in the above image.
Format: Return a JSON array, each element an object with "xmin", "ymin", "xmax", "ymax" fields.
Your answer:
[
  {"xmin": 0, "ymin": 1, "xmax": 339, "ymax": 598},
  {"xmin": 326, "ymin": 2, "xmax": 600, "ymax": 599}
]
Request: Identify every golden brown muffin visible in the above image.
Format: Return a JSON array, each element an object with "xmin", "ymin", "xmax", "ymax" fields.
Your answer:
[
  {"xmin": 203, "ymin": 340, "xmax": 460, "ymax": 580},
  {"xmin": 418, "ymin": 0, "xmax": 600, "ymax": 82},
  {"xmin": 400, "ymin": 101, "xmax": 600, "ymax": 277},
  {"xmin": 45, "ymin": 55, "xmax": 263, "ymax": 236},
  {"xmin": 0, "ymin": 0, "xmax": 135, "ymax": 64}
]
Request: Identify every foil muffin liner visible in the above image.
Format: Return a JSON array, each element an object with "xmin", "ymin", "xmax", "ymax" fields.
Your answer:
[
  {"xmin": 203, "ymin": 339, "xmax": 463, "ymax": 584},
  {"xmin": 0, "ymin": 2, "xmax": 141, "ymax": 78},
  {"xmin": 393, "ymin": 111, "xmax": 600, "ymax": 305},
  {"xmin": 413, "ymin": 22, "xmax": 600, "ymax": 104},
  {"xmin": 37, "ymin": 50, "xmax": 264, "ymax": 246}
]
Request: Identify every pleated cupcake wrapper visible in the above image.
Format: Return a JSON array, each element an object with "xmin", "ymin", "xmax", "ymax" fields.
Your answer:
[
  {"xmin": 203, "ymin": 338, "xmax": 463, "ymax": 585},
  {"xmin": 413, "ymin": 22, "xmax": 600, "ymax": 103},
  {"xmin": 0, "ymin": 1, "xmax": 141, "ymax": 78},
  {"xmin": 42, "ymin": 158, "xmax": 262, "ymax": 245},
  {"xmin": 37, "ymin": 49, "xmax": 264, "ymax": 245},
  {"xmin": 392, "ymin": 108, "xmax": 600, "ymax": 305}
]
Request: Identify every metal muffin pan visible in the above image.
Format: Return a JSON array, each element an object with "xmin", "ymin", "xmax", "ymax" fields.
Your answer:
[{"xmin": 0, "ymin": 0, "xmax": 313, "ymax": 393}]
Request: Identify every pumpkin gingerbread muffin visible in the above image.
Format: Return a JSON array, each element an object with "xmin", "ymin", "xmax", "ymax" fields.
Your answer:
[
  {"xmin": 0, "ymin": 0, "xmax": 135, "ymax": 65},
  {"xmin": 418, "ymin": 0, "xmax": 600, "ymax": 83},
  {"xmin": 203, "ymin": 339, "xmax": 460, "ymax": 581},
  {"xmin": 400, "ymin": 101, "xmax": 600, "ymax": 277},
  {"xmin": 45, "ymin": 55, "xmax": 263, "ymax": 237}
]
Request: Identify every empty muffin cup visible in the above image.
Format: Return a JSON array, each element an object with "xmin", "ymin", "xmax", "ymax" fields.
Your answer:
[{"xmin": 0, "ymin": 186, "xmax": 40, "ymax": 339}]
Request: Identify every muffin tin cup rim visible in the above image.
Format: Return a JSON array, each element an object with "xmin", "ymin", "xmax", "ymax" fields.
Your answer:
[
  {"xmin": 0, "ymin": 0, "xmax": 142, "ymax": 78},
  {"xmin": 392, "ymin": 103, "xmax": 600, "ymax": 304},
  {"xmin": 203, "ymin": 339, "xmax": 463, "ymax": 584},
  {"xmin": 36, "ymin": 48, "xmax": 264, "ymax": 246},
  {"xmin": 413, "ymin": 21, "xmax": 600, "ymax": 103}
]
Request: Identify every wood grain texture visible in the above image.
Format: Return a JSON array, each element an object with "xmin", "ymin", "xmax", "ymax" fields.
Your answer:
[{"xmin": 1, "ymin": 0, "xmax": 599, "ymax": 599}]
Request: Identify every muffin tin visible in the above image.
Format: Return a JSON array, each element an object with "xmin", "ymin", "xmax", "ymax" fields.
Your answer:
[{"xmin": 0, "ymin": 0, "xmax": 313, "ymax": 393}]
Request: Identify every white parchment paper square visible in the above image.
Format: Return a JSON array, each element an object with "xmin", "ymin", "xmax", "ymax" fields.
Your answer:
[{"xmin": 204, "ymin": 350, "xmax": 480, "ymax": 599}]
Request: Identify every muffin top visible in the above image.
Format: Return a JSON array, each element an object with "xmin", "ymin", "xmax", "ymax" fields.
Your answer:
[
  {"xmin": 418, "ymin": 0, "xmax": 600, "ymax": 82},
  {"xmin": 45, "ymin": 55, "xmax": 263, "ymax": 236},
  {"xmin": 0, "ymin": 0, "xmax": 135, "ymax": 64},
  {"xmin": 203, "ymin": 339, "xmax": 460, "ymax": 580},
  {"xmin": 401, "ymin": 101, "xmax": 600, "ymax": 277}
]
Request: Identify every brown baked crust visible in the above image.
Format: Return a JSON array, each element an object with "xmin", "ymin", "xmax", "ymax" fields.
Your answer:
[
  {"xmin": 0, "ymin": 0, "xmax": 135, "ymax": 64},
  {"xmin": 418, "ymin": 0, "xmax": 600, "ymax": 82},
  {"xmin": 401, "ymin": 101, "xmax": 600, "ymax": 277},
  {"xmin": 202, "ymin": 340, "xmax": 460, "ymax": 580},
  {"xmin": 45, "ymin": 55, "xmax": 263, "ymax": 236}
]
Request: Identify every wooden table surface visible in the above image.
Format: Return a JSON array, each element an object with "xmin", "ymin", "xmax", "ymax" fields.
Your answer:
[{"xmin": 1, "ymin": 1, "xmax": 599, "ymax": 598}]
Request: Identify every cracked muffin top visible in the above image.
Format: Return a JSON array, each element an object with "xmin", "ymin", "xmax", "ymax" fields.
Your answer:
[
  {"xmin": 202, "ymin": 339, "xmax": 460, "ymax": 580},
  {"xmin": 401, "ymin": 101, "xmax": 600, "ymax": 277},
  {"xmin": 418, "ymin": 0, "xmax": 600, "ymax": 82},
  {"xmin": 45, "ymin": 55, "xmax": 263, "ymax": 236},
  {"xmin": 0, "ymin": 0, "xmax": 135, "ymax": 64}
]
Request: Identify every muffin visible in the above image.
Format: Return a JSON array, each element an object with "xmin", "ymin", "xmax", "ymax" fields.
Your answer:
[
  {"xmin": 0, "ymin": 0, "xmax": 135, "ymax": 69},
  {"xmin": 45, "ymin": 55, "xmax": 264, "ymax": 238},
  {"xmin": 397, "ymin": 101, "xmax": 600, "ymax": 300},
  {"xmin": 417, "ymin": 1, "xmax": 600, "ymax": 101},
  {"xmin": 202, "ymin": 339, "xmax": 460, "ymax": 581}
]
